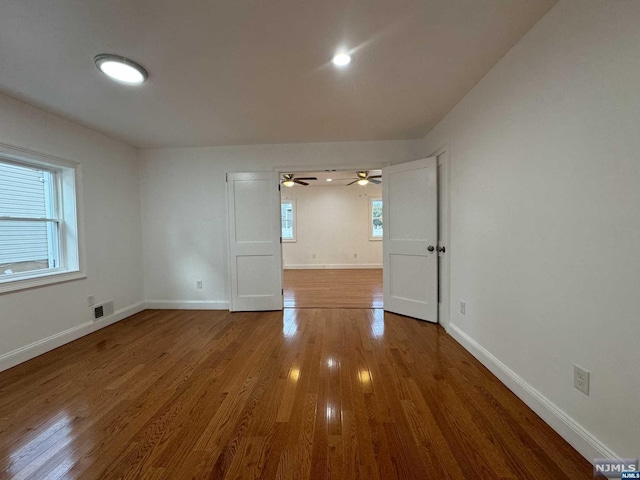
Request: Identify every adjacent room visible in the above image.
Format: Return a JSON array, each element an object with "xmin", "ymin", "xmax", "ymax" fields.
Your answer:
[
  {"xmin": 0, "ymin": 0, "xmax": 638, "ymax": 478},
  {"xmin": 280, "ymin": 170, "xmax": 384, "ymax": 309}
]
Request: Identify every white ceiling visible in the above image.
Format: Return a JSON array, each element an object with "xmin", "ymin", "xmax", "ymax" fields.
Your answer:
[{"xmin": 0, "ymin": 0, "xmax": 556, "ymax": 149}]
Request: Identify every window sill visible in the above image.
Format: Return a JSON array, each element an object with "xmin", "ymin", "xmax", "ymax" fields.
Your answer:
[
  {"xmin": 283, "ymin": 239, "xmax": 296, "ymax": 243},
  {"xmin": 0, "ymin": 269, "xmax": 86, "ymax": 294},
  {"xmin": 369, "ymin": 237, "xmax": 383, "ymax": 241}
]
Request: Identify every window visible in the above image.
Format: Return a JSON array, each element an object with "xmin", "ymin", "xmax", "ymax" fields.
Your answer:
[
  {"xmin": 281, "ymin": 200, "xmax": 295, "ymax": 241},
  {"xmin": 370, "ymin": 198, "xmax": 383, "ymax": 240},
  {"xmin": 0, "ymin": 145, "xmax": 83, "ymax": 292}
]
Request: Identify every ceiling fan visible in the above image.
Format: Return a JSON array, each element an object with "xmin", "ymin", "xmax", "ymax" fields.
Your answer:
[
  {"xmin": 346, "ymin": 171, "xmax": 382, "ymax": 186},
  {"xmin": 281, "ymin": 173, "xmax": 318, "ymax": 187}
]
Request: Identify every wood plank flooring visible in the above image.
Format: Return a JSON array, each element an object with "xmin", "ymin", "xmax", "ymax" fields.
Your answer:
[
  {"xmin": 0, "ymin": 309, "xmax": 591, "ymax": 479},
  {"xmin": 284, "ymin": 269, "xmax": 383, "ymax": 308}
]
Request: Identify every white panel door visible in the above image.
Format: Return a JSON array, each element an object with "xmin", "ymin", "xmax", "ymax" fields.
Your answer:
[
  {"xmin": 227, "ymin": 172, "xmax": 283, "ymax": 311},
  {"xmin": 383, "ymin": 158, "xmax": 438, "ymax": 322}
]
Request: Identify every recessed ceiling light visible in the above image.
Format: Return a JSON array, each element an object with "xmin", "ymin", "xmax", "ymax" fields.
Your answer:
[
  {"xmin": 95, "ymin": 54, "xmax": 148, "ymax": 85},
  {"xmin": 326, "ymin": 178, "xmax": 333, "ymax": 182},
  {"xmin": 332, "ymin": 53, "xmax": 351, "ymax": 67}
]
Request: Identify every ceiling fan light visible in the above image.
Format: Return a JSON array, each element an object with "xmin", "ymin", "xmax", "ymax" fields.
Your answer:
[
  {"xmin": 357, "ymin": 179, "xmax": 369, "ymax": 186},
  {"xmin": 283, "ymin": 180, "xmax": 295, "ymax": 187}
]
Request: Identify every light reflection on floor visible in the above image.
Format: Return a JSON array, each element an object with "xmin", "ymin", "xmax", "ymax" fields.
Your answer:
[
  {"xmin": 7, "ymin": 411, "xmax": 72, "ymax": 477},
  {"xmin": 371, "ymin": 309, "xmax": 385, "ymax": 338},
  {"xmin": 279, "ymin": 307, "xmax": 386, "ymax": 437},
  {"xmin": 282, "ymin": 309, "xmax": 298, "ymax": 339}
]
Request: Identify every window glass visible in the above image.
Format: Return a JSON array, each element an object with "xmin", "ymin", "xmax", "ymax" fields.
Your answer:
[
  {"xmin": 371, "ymin": 198, "xmax": 383, "ymax": 239},
  {"xmin": 281, "ymin": 202, "xmax": 295, "ymax": 241}
]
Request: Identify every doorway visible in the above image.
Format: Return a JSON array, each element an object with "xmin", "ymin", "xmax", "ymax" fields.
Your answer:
[
  {"xmin": 226, "ymin": 156, "xmax": 449, "ymax": 325},
  {"xmin": 279, "ymin": 169, "xmax": 383, "ymax": 308}
]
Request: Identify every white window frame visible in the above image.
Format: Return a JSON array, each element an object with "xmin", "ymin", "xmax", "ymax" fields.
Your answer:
[
  {"xmin": 0, "ymin": 143, "xmax": 85, "ymax": 293},
  {"xmin": 281, "ymin": 199, "xmax": 296, "ymax": 242},
  {"xmin": 369, "ymin": 197, "xmax": 383, "ymax": 241}
]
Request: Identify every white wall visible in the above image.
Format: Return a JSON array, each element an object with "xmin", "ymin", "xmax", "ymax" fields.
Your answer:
[
  {"xmin": 0, "ymin": 93, "xmax": 144, "ymax": 370},
  {"xmin": 139, "ymin": 141, "xmax": 421, "ymax": 307},
  {"xmin": 420, "ymin": 0, "xmax": 640, "ymax": 460},
  {"xmin": 282, "ymin": 184, "xmax": 382, "ymax": 268}
]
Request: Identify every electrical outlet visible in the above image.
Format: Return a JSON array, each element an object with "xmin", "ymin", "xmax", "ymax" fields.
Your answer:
[
  {"xmin": 574, "ymin": 365, "xmax": 590, "ymax": 395},
  {"xmin": 354, "ymin": 253, "xmax": 358, "ymax": 258},
  {"xmin": 196, "ymin": 280, "xmax": 203, "ymax": 289},
  {"xmin": 460, "ymin": 301, "xmax": 466, "ymax": 315},
  {"xmin": 312, "ymin": 253, "xmax": 316, "ymax": 259},
  {"xmin": 87, "ymin": 295, "xmax": 95, "ymax": 307}
]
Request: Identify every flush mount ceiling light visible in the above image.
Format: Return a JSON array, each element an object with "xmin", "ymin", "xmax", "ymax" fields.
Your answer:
[
  {"xmin": 326, "ymin": 178, "xmax": 333, "ymax": 182},
  {"xmin": 94, "ymin": 54, "xmax": 148, "ymax": 85},
  {"xmin": 332, "ymin": 52, "xmax": 351, "ymax": 67}
]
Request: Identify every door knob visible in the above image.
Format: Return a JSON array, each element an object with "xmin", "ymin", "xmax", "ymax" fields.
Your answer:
[
  {"xmin": 427, "ymin": 245, "xmax": 435, "ymax": 252},
  {"xmin": 437, "ymin": 246, "xmax": 446, "ymax": 253}
]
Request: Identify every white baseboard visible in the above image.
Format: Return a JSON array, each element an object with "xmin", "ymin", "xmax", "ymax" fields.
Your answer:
[
  {"xmin": 448, "ymin": 323, "xmax": 618, "ymax": 464},
  {"xmin": 0, "ymin": 301, "xmax": 146, "ymax": 373},
  {"xmin": 284, "ymin": 264, "xmax": 382, "ymax": 270},
  {"xmin": 145, "ymin": 300, "xmax": 229, "ymax": 310}
]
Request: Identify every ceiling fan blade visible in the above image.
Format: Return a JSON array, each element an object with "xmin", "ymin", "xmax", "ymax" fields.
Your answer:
[
  {"xmin": 346, "ymin": 180, "xmax": 358, "ymax": 186},
  {"xmin": 295, "ymin": 177, "xmax": 317, "ymax": 181},
  {"xmin": 294, "ymin": 180, "xmax": 309, "ymax": 186},
  {"xmin": 369, "ymin": 179, "xmax": 382, "ymax": 184},
  {"xmin": 368, "ymin": 175, "xmax": 382, "ymax": 179}
]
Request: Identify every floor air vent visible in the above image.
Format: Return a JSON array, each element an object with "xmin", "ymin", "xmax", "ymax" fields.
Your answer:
[{"xmin": 93, "ymin": 300, "xmax": 114, "ymax": 321}]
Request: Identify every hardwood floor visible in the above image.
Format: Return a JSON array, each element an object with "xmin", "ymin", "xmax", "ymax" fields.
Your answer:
[
  {"xmin": 284, "ymin": 269, "xmax": 383, "ymax": 308},
  {"xmin": 0, "ymin": 309, "xmax": 591, "ymax": 479}
]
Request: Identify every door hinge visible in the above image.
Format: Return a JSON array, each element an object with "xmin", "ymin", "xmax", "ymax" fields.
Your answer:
[
  {"xmin": 278, "ymin": 184, "xmax": 281, "ymax": 191},
  {"xmin": 281, "ymin": 289, "xmax": 284, "ymax": 295},
  {"xmin": 280, "ymin": 237, "xmax": 282, "ymax": 243},
  {"xmin": 225, "ymin": 173, "xmax": 228, "ymax": 182}
]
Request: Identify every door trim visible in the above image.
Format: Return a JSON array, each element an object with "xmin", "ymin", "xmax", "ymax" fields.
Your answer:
[{"xmin": 430, "ymin": 144, "xmax": 451, "ymax": 331}]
